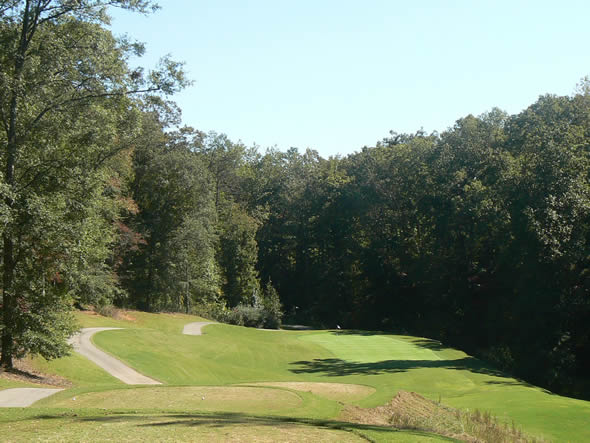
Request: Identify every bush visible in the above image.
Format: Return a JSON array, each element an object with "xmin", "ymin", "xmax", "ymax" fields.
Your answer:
[
  {"xmin": 191, "ymin": 300, "xmax": 229, "ymax": 322},
  {"xmin": 224, "ymin": 281, "xmax": 283, "ymax": 329},
  {"xmin": 480, "ymin": 345, "xmax": 515, "ymax": 372},
  {"xmin": 227, "ymin": 304, "xmax": 265, "ymax": 328}
]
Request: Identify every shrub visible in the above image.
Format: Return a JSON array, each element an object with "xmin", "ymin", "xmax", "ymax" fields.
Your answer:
[
  {"xmin": 260, "ymin": 279, "xmax": 282, "ymax": 329},
  {"xmin": 208, "ymin": 280, "xmax": 283, "ymax": 329},
  {"xmin": 192, "ymin": 300, "xmax": 229, "ymax": 322},
  {"xmin": 480, "ymin": 345, "xmax": 515, "ymax": 372},
  {"xmin": 227, "ymin": 304, "xmax": 264, "ymax": 328}
]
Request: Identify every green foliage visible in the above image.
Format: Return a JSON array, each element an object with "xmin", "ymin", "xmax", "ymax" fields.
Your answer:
[
  {"xmin": 260, "ymin": 279, "xmax": 283, "ymax": 329},
  {"xmin": 122, "ymin": 121, "xmax": 219, "ymax": 311},
  {"xmin": 0, "ymin": 0, "xmax": 184, "ymax": 367},
  {"xmin": 216, "ymin": 200, "xmax": 261, "ymax": 307},
  {"xmin": 223, "ymin": 281, "xmax": 283, "ymax": 329},
  {"xmin": 226, "ymin": 304, "xmax": 265, "ymax": 328}
]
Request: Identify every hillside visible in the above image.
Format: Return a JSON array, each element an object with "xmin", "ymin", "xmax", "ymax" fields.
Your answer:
[{"xmin": 1, "ymin": 310, "xmax": 589, "ymax": 442}]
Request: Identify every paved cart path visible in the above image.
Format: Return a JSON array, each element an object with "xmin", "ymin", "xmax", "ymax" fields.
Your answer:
[
  {"xmin": 182, "ymin": 322, "xmax": 215, "ymax": 335},
  {"xmin": 68, "ymin": 327, "xmax": 161, "ymax": 385},
  {"xmin": 0, "ymin": 387, "xmax": 64, "ymax": 407}
]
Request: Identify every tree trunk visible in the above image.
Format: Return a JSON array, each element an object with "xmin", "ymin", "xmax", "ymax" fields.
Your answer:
[
  {"xmin": 1, "ymin": 0, "xmax": 31, "ymax": 369},
  {"xmin": 0, "ymin": 236, "xmax": 15, "ymax": 369},
  {"xmin": 1, "ymin": 93, "xmax": 17, "ymax": 368}
]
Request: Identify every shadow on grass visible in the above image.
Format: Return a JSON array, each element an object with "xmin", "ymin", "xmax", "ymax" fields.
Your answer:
[
  {"xmin": 34, "ymin": 411, "xmax": 454, "ymax": 441},
  {"xmin": 289, "ymin": 357, "xmax": 508, "ymax": 378},
  {"xmin": 410, "ymin": 338, "xmax": 448, "ymax": 352},
  {"xmin": 484, "ymin": 379, "xmax": 549, "ymax": 391}
]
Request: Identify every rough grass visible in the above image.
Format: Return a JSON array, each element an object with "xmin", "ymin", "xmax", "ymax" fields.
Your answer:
[
  {"xmin": 8, "ymin": 310, "xmax": 590, "ymax": 442},
  {"xmin": 343, "ymin": 390, "xmax": 544, "ymax": 442}
]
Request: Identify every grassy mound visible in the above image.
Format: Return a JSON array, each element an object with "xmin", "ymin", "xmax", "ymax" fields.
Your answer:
[
  {"xmin": 44, "ymin": 386, "xmax": 303, "ymax": 412},
  {"xmin": 342, "ymin": 390, "xmax": 541, "ymax": 442},
  {"xmin": 245, "ymin": 382, "xmax": 376, "ymax": 402}
]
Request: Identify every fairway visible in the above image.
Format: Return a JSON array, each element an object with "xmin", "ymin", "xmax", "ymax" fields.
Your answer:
[
  {"xmin": 300, "ymin": 332, "xmax": 442, "ymax": 362},
  {"xmin": 2, "ymin": 310, "xmax": 590, "ymax": 442}
]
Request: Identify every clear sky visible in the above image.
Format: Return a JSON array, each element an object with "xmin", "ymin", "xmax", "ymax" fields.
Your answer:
[{"xmin": 109, "ymin": 1, "xmax": 590, "ymax": 158}]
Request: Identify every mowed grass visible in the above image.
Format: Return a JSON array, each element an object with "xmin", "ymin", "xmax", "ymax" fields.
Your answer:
[
  {"xmin": 46, "ymin": 386, "xmax": 303, "ymax": 412},
  {"xmin": 3, "ymin": 310, "xmax": 589, "ymax": 442},
  {"xmin": 0, "ymin": 409, "xmax": 371, "ymax": 442}
]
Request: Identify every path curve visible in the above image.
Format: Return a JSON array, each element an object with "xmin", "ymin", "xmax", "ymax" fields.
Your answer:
[
  {"xmin": 0, "ymin": 388, "xmax": 64, "ymax": 407},
  {"xmin": 183, "ymin": 322, "xmax": 215, "ymax": 335},
  {"xmin": 68, "ymin": 328, "xmax": 161, "ymax": 385}
]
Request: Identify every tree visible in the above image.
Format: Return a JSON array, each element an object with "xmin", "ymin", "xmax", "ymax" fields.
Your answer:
[
  {"xmin": 216, "ymin": 199, "xmax": 260, "ymax": 307},
  {"xmin": 0, "ymin": 0, "xmax": 184, "ymax": 368},
  {"xmin": 125, "ymin": 121, "xmax": 219, "ymax": 312}
]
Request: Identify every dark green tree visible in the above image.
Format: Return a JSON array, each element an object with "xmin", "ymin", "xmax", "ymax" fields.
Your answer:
[{"xmin": 126, "ymin": 121, "xmax": 219, "ymax": 311}]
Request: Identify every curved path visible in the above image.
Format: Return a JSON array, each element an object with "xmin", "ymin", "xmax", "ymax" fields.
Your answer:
[
  {"xmin": 182, "ymin": 321, "xmax": 215, "ymax": 335},
  {"xmin": 68, "ymin": 328, "xmax": 161, "ymax": 385},
  {"xmin": 0, "ymin": 387, "xmax": 64, "ymax": 407},
  {"xmin": 1, "ymin": 321, "xmax": 215, "ymax": 407}
]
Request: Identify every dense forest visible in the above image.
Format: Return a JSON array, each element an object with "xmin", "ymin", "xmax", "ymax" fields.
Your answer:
[{"xmin": 1, "ymin": 1, "xmax": 589, "ymax": 402}]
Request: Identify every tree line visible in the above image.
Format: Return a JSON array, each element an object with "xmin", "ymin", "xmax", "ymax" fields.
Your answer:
[{"xmin": 1, "ymin": 1, "xmax": 589, "ymax": 401}]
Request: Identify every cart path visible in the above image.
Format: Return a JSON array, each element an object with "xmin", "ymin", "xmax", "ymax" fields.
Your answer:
[
  {"xmin": 182, "ymin": 321, "xmax": 215, "ymax": 335},
  {"xmin": 0, "ymin": 388, "xmax": 64, "ymax": 407},
  {"xmin": 68, "ymin": 327, "xmax": 161, "ymax": 385},
  {"xmin": 0, "ymin": 321, "xmax": 214, "ymax": 407}
]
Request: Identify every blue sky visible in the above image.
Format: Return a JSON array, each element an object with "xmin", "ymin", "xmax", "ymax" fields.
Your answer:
[{"xmin": 110, "ymin": 1, "xmax": 590, "ymax": 157}]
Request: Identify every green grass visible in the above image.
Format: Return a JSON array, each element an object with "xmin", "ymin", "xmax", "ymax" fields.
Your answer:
[
  {"xmin": 0, "ymin": 377, "xmax": 48, "ymax": 390},
  {"xmin": 45, "ymin": 386, "xmax": 304, "ymax": 412},
  {"xmin": 0, "ymin": 409, "xmax": 374, "ymax": 442},
  {"xmin": 2, "ymin": 310, "xmax": 589, "ymax": 442}
]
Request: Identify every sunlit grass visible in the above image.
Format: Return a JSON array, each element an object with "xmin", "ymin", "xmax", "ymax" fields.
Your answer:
[{"xmin": 9, "ymin": 310, "xmax": 590, "ymax": 442}]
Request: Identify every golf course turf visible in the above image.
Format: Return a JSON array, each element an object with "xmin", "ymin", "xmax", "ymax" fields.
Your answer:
[{"xmin": 1, "ymin": 310, "xmax": 589, "ymax": 442}]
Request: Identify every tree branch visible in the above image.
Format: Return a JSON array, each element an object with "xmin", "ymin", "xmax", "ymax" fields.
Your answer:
[{"xmin": 25, "ymin": 85, "xmax": 160, "ymax": 136}]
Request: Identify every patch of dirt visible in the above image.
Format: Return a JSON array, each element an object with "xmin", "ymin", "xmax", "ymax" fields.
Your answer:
[
  {"xmin": 83, "ymin": 310, "xmax": 100, "ymax": 316},
  {"xmin": 78, "ymin": 307, "xmax": 136, "ymax": 322},
  {"xmin": 0, "ymin": 357, "xmax": 71, "ymax": 388},
  {"xmin": 112, "ymin": 310, "xmax": 136, "ymax": 322},
  {"xmin": 247, "ymin": 382, "xmax": 375, "ymax": 402}
]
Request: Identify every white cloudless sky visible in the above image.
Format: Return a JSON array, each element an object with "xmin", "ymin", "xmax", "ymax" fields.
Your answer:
[{"xmin": 109, "ymin": 0, "xmax": 590, "ymax": 158}]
